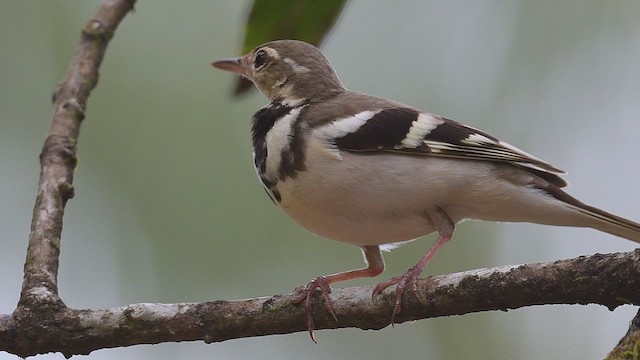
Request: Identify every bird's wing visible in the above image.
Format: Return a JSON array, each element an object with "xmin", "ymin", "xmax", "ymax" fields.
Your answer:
[{"xmin": 314, "ymin": 107, "xmax": 568, "ymax": 187}]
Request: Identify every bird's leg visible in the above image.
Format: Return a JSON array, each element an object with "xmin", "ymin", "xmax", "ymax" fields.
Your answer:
[
  {"xmin": 293, "ymin": 245, "xmax": 385, "ymax": 342},
  {"xmin": 373, "ymin": 206, "xmax": 455, "ymax": 324}
]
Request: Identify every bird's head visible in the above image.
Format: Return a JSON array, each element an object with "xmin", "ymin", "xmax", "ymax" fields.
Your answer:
[{"xmin": 212, "ymin": 40, "xmax": 345, "ymax": 104}]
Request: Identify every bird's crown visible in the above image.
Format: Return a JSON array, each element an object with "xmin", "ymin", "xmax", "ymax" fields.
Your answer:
[{"xmin": 213, "ymin": 40, "xmax": 345, "ymax": 104}]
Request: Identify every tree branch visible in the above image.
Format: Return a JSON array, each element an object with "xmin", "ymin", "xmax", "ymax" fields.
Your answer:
[
  {"xmin": 2, "ymin": 250, "xmax": 640, "ymax": 357},
  {"xmin": 18, "ymin": 0, "xmax": 136, "ymax": 309}
]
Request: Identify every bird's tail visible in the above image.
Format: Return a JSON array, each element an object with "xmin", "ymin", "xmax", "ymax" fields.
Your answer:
[
  {"xmin": 544, "ymin": 185, "xmax": 640, "ymax": 243},
  {"xmin": 568, "ymin": 201, "xmax": 640, "ymax": 243}
]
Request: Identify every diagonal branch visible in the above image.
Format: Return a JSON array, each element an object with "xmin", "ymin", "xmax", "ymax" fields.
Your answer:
[
  {"xmin": 1, "ymin": 250, "xmax": 640, "ymax": 357},
  {"xmin": 18, "ymin": 0, "xmax": 137, "ymax": 309}
]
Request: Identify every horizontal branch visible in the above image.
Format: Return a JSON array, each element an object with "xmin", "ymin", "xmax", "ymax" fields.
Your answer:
[{"xmin": 2, "ymin": 249, "xmax": 639, "ymax": 358}]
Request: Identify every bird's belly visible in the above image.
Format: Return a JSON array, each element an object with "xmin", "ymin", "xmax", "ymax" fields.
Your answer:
[
  {"xmin": 279, "ymin": 185, "xmax": 437, "ymax": 246},
  {"xmin": 273, "ymin": 149, "xmax": 476, "ymax": 246}
]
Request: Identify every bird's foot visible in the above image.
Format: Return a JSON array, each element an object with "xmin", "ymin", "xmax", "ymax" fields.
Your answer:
[
  {"xmin": 292, "ymin": 276, "xmax": 338, "ymax": 343},
  {"xmin": 373, "ymin": 264, "xmax": 423, "ymax": 325}
]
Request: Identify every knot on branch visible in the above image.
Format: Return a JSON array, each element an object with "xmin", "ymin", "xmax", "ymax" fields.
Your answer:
[
  {"xmin": 61, "ymin": 97, "xmax": 86, "ymax": 119},
  {"xmin": 40, "ymin": 134, "xmax": 78, "ymax": 170},
  {"xmin": 19, "ymin": 286, "xmax": 66, "ymax": 310},
  {"xmin": 82, "ymin": 19, "xmax": 113, "ymax": 42}
]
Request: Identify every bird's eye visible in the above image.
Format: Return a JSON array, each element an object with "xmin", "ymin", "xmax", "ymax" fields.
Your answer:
[{"xmin": 254, "ymin": 50, "xmax": 268, "ymax": 69}]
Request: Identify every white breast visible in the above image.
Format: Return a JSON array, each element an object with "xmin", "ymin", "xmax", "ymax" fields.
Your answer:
[{"xmin": 263, "ymin": 107, "xmax": 303, "ymax": 181}]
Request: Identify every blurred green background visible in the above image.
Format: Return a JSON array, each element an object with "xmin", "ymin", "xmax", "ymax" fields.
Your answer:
[{"xmin": 1, "ymin": 1, "xmax": 640, "ymax": 359}]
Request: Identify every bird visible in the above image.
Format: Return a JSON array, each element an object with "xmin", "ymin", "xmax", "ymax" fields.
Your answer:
[{"xmin": 212, "ymin": 39, "xmax": 640, "ymax": 341}]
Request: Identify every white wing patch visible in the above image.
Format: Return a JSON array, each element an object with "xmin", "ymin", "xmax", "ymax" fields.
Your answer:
[
  {"xmin": 313, "ymin": 110, "xmax": 382, "ymax": 158},
  {"xmin": 399, "ymin": 113, "xmax": 443, "ymax": 149},
  {"xmin": 314, "ymin": 110, "xmax": 381, "ymax": 139}
]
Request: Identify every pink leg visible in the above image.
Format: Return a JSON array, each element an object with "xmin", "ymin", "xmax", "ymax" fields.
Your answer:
[
  {"xmin": 293, "ymin": 245, "xmax": 385, "ymax": 342},
  {"xmin": 373, "ymin": 207, "xmax": 455, "ymax": 324}
]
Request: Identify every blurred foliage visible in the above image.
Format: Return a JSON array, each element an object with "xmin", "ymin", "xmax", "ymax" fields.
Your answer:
[{"xmin": 233, "ymin": 0, "xmax": 347, "ymax": 95}]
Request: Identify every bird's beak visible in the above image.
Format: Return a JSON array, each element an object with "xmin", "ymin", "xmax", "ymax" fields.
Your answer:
[{"xmin": 211, "ymin": 56, "xmax": 252, "ymax": 80}]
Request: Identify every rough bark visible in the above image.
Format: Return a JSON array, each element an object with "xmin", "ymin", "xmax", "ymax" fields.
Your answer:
[{"xmin": 2, "ymin": 250, "xmax": 640, "ymax": 357}]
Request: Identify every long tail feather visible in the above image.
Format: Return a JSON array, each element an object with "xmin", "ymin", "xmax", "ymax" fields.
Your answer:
[
  {"xmin": 568, "ymin": 202, "xmax": 640, "ymax": 243},
  {"xmin": 543, "ymin": 184, "xmax": 640, "ymax": 243}
]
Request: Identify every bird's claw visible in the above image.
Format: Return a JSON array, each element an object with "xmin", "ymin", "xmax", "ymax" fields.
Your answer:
[
  {"xmin": 292, "ymin": 276, "xmax": 337, "ymax": 342},
  {"xmin": 373, "ymin": 265, "xmax": 423, "ymax": 325}
]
